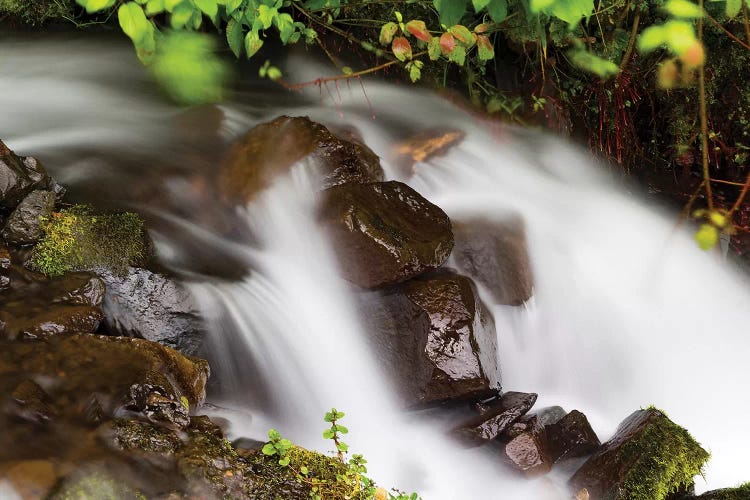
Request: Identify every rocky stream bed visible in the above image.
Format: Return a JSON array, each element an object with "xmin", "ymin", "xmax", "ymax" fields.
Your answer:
[{"xmin": 1, "ymin": 119, "xmax": 748, "ymax": 499}]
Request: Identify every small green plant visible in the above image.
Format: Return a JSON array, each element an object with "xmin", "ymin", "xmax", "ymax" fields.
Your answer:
[{"xmin": 262, "ymin": 428, "xmax": 294, "ymax": 466}]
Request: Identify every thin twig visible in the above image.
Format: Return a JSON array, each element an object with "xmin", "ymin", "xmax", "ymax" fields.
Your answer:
[
  {"xmin": 697, "ymin": 0, "xmax": 714, "ymax": 210},
  {"xmin": 704, "ymin": 13, "xmax": 750, "ymax": 51},
  {"xmin": 619, "ymin": 8, "xmax": 641, "ymax": 70},
  {"xmin": 727, "ymin": 172, "xmax": 750, "ymax": 219}
]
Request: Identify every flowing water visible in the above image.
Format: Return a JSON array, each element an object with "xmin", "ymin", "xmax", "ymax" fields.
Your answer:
[{"xmin": 2, "ymin": 35, "xmax": 750, "ymax": 499}]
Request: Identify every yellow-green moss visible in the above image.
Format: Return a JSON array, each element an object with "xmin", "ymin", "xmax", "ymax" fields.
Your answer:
[
  {"xmin": 700, "ymin": 482, "xmax": 750, "ymax": 499},
  {"xmin": 50, "ymin": 472, "xmax": 146, "ymax": 500},
  {"xmin": 618, "ymin": 406, "xmax": 710, "ymax": 500},
  {"xmin": 29, "ymin": 205, "xmax": 147, "ymax": 276},
  {"xmin": 0, "ymin": 0, "xmax": 75, "ymax": 25}
]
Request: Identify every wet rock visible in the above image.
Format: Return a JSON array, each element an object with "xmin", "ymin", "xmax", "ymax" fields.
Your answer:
[
  {"xmin": 547, "ymin": 410, "xmax": 600, "ymax": 463},
  {"xmin": 2, "ymin": 190, "xmax": 55, "ymax": 245},
  {"xmin": 358, "ymin": 270, "xmax": 499, "ymax": 407},
  {"xmin": 0, "ymin": 334, "xmax": 209, "ymax": 430},
  {"xmin": 455, "ymin": 391, "xmax": 537, "ymax": 445},
  {"xmin": 505, "ymin": 405, "xmax": 567, "ymax": 440},
  {"xmin": 0, "ymin": 304, "xmax": 103, "ymax": 340},
  {"xmin": 0, "ymin": 244, "xmax": 9, "ymax": 291},
  {"xmin": 48, "ymin": 273, "xmax": 105, "ymax": 306},
  {"xmin": 0, "ymin": 460, "xmax": 61, "ymax": 500},
  {"xmin": 109, "ymin": 419, "xmax": 182, "ymax": 455},
  {"xmin": 98, "ymin": 267, "xmax": 205, "ymax": 355},
  {"xmin": 504, "ymin": 430, "xmax": 552, "ymax": 476},
  {"xmin": 0, "ymin": 140, "xmax": 61, "ymax": 210},
  {"xmin": 451, "ymin": 215, "xmax": 533, "ymax": 305},
  {"xmin": 569, "ymin": 408, "xmax": 709, "ymax": 500},
  {"xmin": 321, "ymin": 181, "xmax": 454, "ymax": 288},
  {"xmin": 8, "ymin": 379, "xmax": 56, "ymax": 425},
  {"xmin": 390, "ymin": 128, "xmax": 465, "ymax": 178},
  {"xmin": 219, "ymin": 116, "xmax": 384, "ymax": 203}
]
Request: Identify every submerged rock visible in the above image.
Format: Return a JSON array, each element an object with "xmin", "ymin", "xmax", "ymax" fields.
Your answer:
[
  {"xmin": 569, "ymin": 407, "xmax": 709, "ymax": 500},
  {"xmin": 0, "ymin": 272, "xmax": 105, "ymax": 340},
  {"xmin": 98, "ymin": 267, "xmax": 206, "ymax": 355},
  {"xmin": 321, "ymin": 181, "xmax": 454, "ymax": 288},
  {"xmin": 504, "ymin": 429, "xmax": 552, "ymax": 476},
  {"xmin": 451, "ymin": 215, "xmax": 533, "ymax": 305},
  {"xmin": 1, "ymin": 190, "xmax": 55, "ymax": 245},
  {"xmin": 0, "ymin": 244, "xmax": 9, "ymax": 291},
  {"xmin": 358, "ymin": 269, "xmax": 499, "ymax": 407},
  {"xmin": 0, "ymin": 140, "xmax": 62, "ymax": 210},
  {"xmin": 219, "ymin": 116, "xmax": 384, "ymax": 203},
  {"xmin": 546, "ymin": 410, "xmax": 600, "ymax": 463},
  {"xmin": 390, "ymin": 128, "xmax": 465, "ymax": 178},
  {"xmin": 455, "ymin": 391, "xmax": 537, "ymax": 445}
]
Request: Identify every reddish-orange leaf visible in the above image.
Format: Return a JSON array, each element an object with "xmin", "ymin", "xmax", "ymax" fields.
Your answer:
[
  {"xmin": 474, "ymin": 23, "xmax": 489, "ymax": 33},
  {"xmin": 440, "ymin": 32, "xmax": 455, "ymax": 55},
  {"xmin": 392, "ymin": 36, "xmax": 413, "ymax": 61},
  {"xmin": 449, "ymin": 24, "xmax": 474, "ymax": 46},
  {"xmin": 476, "ymin": 34, "xmax": 494, "ymax": 61},
  {"xmin": 405, "ymin": 20, "xmax": 432, "ymax": 42}
]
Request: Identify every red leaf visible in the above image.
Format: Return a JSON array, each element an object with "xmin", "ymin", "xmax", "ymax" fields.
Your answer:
[
  {"xmin": 405, "ymin": 20, "xmax": 432, "ymax": 42},
  {"xmin": 474, "ymin": 23, "xmax": 489, "ymax": 33},
  {"xmin": 392, "ymin": 36, "xmax": 413, "ymax": 61},
  {"xmin": 439, "ymin": 32, "xmax": 455, "ymax": 55}
]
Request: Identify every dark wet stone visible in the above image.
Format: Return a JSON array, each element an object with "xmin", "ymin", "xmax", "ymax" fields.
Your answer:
[
  {"xmin": 0, "ymin": 244, "xmax": 9, "ymax": 292},
  {"xmin": 455, "ymin": 391, "xmax": 537, "ymax": 445},
  {"xmin": 126, "ymin": 373, "xmax": 190, "ymax": 429},
  {"xmin": 569, "ymin": 408, "xmax": 709, "ymax": 500},
  {"xmin": 232, "ymin": 437, "xmax": 265, "ymax": 453},
  {"xmin": 0, "ymin": 304, "xmax": 103, "ymax": 340},
  {"xmin": 504, "ymin": 430, "xmax": 552, "ymax": 476},
  {"xmin": 358, "ymin": 270, "xmax": 499, "ymax": 407},
  {"xmin": 547, "ymin": 410, "xmax": 600, "ymax": 463},
  {"xmin": 108, "ymin": 419, "xmax": 182, "ymax": 455},
  {"xmin": 98, "ymin": 267, "xmax": 205, "ymax": 355},
  {"xmin": 506, "ymin": 406, "xmax": 568, "ymax": 440},
  {"xmin": 321, "ymin": 181, "xmax": 454, "ymax": 289},
  {"xmin": 219, "ymin": 116, "xmax": 384, "ymax": 203},
  {"xmin": 9, "ymin": 379, "xmax": 56, "ymax": 425},
  {"xmin": 48, "ymin": 273, "xmax": 105, "ymax": 306},
  {"xmin": 0, "ymin": 140, "xmax": 61, "ymax": 210},
  {"xmin": 451, "ymin": 215, "xmax": 533, "ymax": 305},
  {"xmin": 2, "ymin": 190, "xmax": 55, "ymax": 245}
]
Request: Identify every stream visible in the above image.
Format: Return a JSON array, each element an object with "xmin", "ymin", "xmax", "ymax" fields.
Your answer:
[{"xmin": 2, "ymin": 35, "xmax": 750, "ymax": 499}]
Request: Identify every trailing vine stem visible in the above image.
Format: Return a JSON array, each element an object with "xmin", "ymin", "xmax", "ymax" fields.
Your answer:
[{"xmin": 697, "ymin": 0, "xmax": 713, "ymax": 211}]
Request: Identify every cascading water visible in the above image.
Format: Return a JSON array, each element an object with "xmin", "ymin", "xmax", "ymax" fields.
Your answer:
[{"xmin": 2, "ymin": 36, "xmax": 749, "ymax": 499}]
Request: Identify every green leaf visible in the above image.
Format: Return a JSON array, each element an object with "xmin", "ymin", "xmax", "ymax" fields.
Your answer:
[
  {"xmin": 531, "ymin": 0, "xmax": 594, "ymax": 26},
  {"xmin": 164, "ymin": 0, "xmax": 184, "ymax": 11},
  {"xmin": 449, "ymin": 44, "xmax": 466, "ymax": 65},
  {"xmin": 275, "ymin": 12, "xmax": 295, "ymax": 43},
  {"xmin": 323, "ymin": 429, "xmax": 335, "ymax": 439},
  {"xmin": 336, "ymin": 442, "xmax": 349, "ymax": 452},
  {"xmin": 695, "ymin": 223, "xmax": 719, "ymax": 250},
  {"xmin": 485, "ymin": 0, "xmax": 507, "ymax": 22},
  {"xmin": 257, "ymin": 4, "xmax": 277, "ymax": 29},
  {"xmin": 268, "ymin": 429, "xmax": 281, "ymax": 440},
  {"xmin": 727, "ymin": 0, "xmax": 742, "ymax": 18},
  {"xmin": 77, "ymin": 0, "xmax": 117, "ymax": 14},
  {"xmin": 300, "ymin": 465, "xmax": 309, "ymax": 475},
  {"xmin": 335, "ymin": 425, "xmax": 349, "ymax": 434},
  {"xmin": 118, "ymin": 3, "xmax": 151, "ymax": 43},
  {"xmin": 428, "ymin": 37, "xmax": 442, "ymax": 60},
  {"xmin": 449, "ymin": 24, "xmax": 474, "ymax": 46},
  {"xmin": 170, "ymin": 3, "xmax": 194, "ymax": 29},
  {"xmin": 568, "ymin": 48, "xmax": 619, "ymax": 78},
  {"xmin": 472, "ymin": 0, "xmax": 490, "ymax": 12},
  {"xmin": 433, "ymin": 0, "xmax": 466, "ymax": 26},
  {"xmin": 245, "ymin": 30, "xmax": 264, "ymax": 58},
  {"xmin": 226, "ymin": 17, "xmax": 244, "ymax": 57},
  {"xmin": 663, "ymin": 19, "xmax": 697, "ymax": 55},
  {"xmin": 278, "ymin": 456, "xmax": 291, "ymax": 466},
  {"xmin": 409, "ymin": 64, "xmax": 422, "ymax": 82},
  {"xmin": 225, "ymin": 0, "xmax": 243, "ymax": 14},
  {"xmin": 663, "ymin": 0, "xmax": 703, "ymax": 18},
  {"xmin": 194, "ymin": 0, "xmax": 218, "ymax": 20},
  {"xmin": 262, "ymin": 443, "xmax": 277, "ymax": 455},
  {"xmin": 379, "ymin": 22, "xmax": 399, "ymax": 45},
  {"xmin": 145, "ymin": 0, "xmax": 165, "ymax": 15},
  {"xmin": 476, "ymin": 34, "xmax": 494, "ymax": 60},
  {"xmin": 638, "ymin": 25, "xmax": 667, "ymax": 53}
]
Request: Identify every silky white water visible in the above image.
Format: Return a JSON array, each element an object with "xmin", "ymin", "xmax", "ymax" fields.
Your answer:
[{"xmin": 1, "ymin": 37, "xmax": 749, "ymax": 498}]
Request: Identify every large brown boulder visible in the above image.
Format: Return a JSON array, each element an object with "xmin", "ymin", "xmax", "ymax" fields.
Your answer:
[
  {"xmin": 321, "ymin": 181, "xmax": 454, "ymax": 288},
  {"xmin": 219, "ymin": 116, "xmax": 384, "ymax": 203},
  {"xmin": 451, "ymin": 215, "xmax": 533, "ymax": 305},
  {"xmin": 569, "ymin": 408, "xmax": 709, "ymax": 500},
  {"xmin": 357, "ymin": 270, "xmax": 498, "ymax": 407}
]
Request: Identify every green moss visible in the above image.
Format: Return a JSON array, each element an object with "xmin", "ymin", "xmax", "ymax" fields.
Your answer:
[
  {"xmin": 50, "ymin": 472, "xmax": 145, "ymax": 500},
  {"xmin": 699, "ymin": 482, "xmax": 750, "ymax": 499},
  {"xmin": 29, "ymin": 205, "xmax": 147, "ymax": 276},
  {"xmin": 618, "ymin": 407, "xmax": 710, "ymax": 500},
  {"xmin": 0, "ymin": 0, "xmax": 75, "ymax": 25}
]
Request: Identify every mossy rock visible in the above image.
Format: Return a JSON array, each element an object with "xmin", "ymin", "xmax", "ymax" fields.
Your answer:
[
  {"xmin": 29, "ymin": 205, "xmax": 148, "ymax": 277},
  {"xmin": 696, "ymin": 482, "xmax": 750, "ymax": 499},
  {"xmin": 569, "ymin": 407, "xmax": 710, "ymax": 500}
]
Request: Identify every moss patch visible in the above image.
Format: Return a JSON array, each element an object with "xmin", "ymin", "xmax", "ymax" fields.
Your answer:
[
  {"xmin": 0, "ymin": 0, "xmax": 75, "ymax": 25},
  {"xmin": 699, "ymin": 482, "xmax": 750, "ymax": 499},
  {"xmin": 29, "ymin": 205, "xmax": 147, "ymax": 276},
  {"xmin": 618, "ymin": 407, "xmax": 710, "ymax": 500}
]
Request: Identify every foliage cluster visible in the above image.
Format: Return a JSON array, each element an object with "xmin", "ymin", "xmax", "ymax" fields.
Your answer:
[
  {"xmin": 30, "ymin": 205, "xmax": 146, "ymax": 276},
  {"xmin": 262, "ymin": 408, "xmax": 419, "ymax": 500}
]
